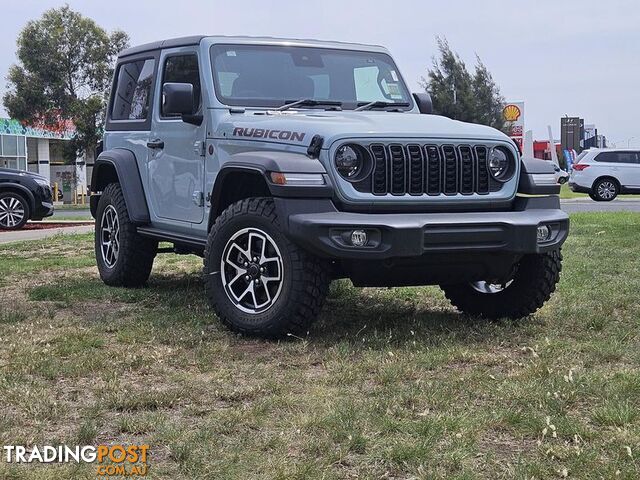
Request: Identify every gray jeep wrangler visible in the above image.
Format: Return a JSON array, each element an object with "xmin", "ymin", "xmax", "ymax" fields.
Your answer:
[{"xmin": 91, "ymin": 36, "xmax": 569, "ymax": 337}]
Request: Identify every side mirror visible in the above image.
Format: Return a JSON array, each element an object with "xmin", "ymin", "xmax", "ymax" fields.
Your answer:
[
  {"xmin": 163, "ymin": 82, "xmax": 202, "ymax": 125},
  {"xmin": 412, "ymin": 92, "xmax": 433, "ymax": 114}
]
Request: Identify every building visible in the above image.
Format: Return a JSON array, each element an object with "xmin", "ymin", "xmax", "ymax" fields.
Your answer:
[
  {"xmin": 561, "ymin": 117, "xmax": 607, "ymax": 153},
  {"xmin": 0, "ymin": 117, "xmax": 89, "ymax": 201}
]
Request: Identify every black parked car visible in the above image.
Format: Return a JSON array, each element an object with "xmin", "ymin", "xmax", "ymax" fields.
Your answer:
[{"xmin": 0, "ymin": 167, "xmax": 54, "ymax": 230}]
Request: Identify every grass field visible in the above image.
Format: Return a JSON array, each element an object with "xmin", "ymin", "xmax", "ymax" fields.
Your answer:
[{"xmin": 1, "ymin": 212, "xmax": 639, "ymax": 479}]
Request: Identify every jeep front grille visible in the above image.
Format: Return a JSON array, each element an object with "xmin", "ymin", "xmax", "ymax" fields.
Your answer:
[{"xmin": 366, "ymin": 143, "xmax": 501, "ymax": 196}]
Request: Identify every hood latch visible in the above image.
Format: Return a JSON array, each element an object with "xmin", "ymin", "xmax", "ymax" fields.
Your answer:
[{"xmin": 307, "ymin": 135, "xmax": 324, "ymax": 159}]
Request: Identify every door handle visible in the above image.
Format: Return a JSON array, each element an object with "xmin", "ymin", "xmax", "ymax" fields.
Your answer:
[{"xmin": 147, "ymin": 139, "xmax": 165, "ymax": 149}]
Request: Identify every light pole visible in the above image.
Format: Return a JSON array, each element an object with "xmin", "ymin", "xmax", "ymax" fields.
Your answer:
[{"xmin": 627, "ymin": 137, "xmax": 636, "ymax": 148}]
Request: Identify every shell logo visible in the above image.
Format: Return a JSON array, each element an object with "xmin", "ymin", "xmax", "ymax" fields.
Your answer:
[{"xmin": 503, "ymin": 104, "xmax": 521, "ymax": 122}]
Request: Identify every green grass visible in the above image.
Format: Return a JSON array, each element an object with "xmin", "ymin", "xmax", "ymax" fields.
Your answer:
[{"xmin": 0, "ymin": 213, "xmax": 639, "ymax": 478}]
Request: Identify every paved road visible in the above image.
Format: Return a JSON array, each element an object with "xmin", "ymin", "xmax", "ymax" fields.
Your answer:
[
  {"xmin": 52, "ymin": 208, "xmax": 92, "ymax": 219},
  {"xmin": 560, "ymin": 199, "xmax": 640, "ymax": 213},
  {"xmin": 0, "ymin": 225, "xmax": 94, "ymax": 245}
]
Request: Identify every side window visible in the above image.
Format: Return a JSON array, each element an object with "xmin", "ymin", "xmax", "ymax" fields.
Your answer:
[
  {"xmin": 111, "ymin": 59, "xmax": 156, "ymax": 121},
  {"xmin": 595, "ymin": 152, "xmax": 617, "ymax": 163},
  {"xmin": 162, "ymin": 54, "xmax": 201, "ymax": 116},
  {"xmin": 597, "ymin": 152, "xmax": 640, "ymax": 164},
  {"xmin": 617, "ymin": 152, "xmax": 635, "ymax": 164}
]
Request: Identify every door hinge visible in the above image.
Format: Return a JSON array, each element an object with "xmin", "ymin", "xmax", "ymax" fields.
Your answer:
[
  {"xmin": 192, "ymin": 191, "xmax": 204, "ymax": 207},
  {"xmin": 194, "ymin": 140, "xmax": 206, "ymax": 157}
]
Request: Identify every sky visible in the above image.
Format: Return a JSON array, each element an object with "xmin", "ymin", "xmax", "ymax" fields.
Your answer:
[{"xmin": 1, "ymin": 0, "xmax": 639, "ymax": 147}]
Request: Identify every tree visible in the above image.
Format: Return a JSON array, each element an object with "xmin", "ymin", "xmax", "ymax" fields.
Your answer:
[
  {"xmin": 3, "ymin": 5, "xmax": 129, "ymax": 160},
  {"xmin": 420, "ymin": 37, "xmax": 507, "ymax": 132}
]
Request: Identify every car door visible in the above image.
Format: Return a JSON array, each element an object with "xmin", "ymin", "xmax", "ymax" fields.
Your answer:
[
  {"xmin": 612, "ymin": 151, "xmax": 640, "ymax": 188},
  {"xmin": 147, "ymin": 47, "xmax": 205, "ymax": 224},
  {"xmin": 628, "ymin": 152, "xmax": 640, "ymax": 187}
]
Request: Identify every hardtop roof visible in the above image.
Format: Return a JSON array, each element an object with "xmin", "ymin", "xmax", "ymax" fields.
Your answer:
[{"xmin": 118, "ymin": 35, "xmax": 387, "ymax": 58}]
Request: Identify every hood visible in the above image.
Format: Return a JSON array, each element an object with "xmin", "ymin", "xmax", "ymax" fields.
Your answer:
[
  {"xmin": 0, "ymin": 167, "xmax": 48, "ymax": 183},
  {"xmin": 214, "ymin": 110, "xmax": 512, "ymax": 148}
]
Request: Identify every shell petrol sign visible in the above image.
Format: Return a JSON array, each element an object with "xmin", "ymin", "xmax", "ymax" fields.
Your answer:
[
  {"xmin": 503, "ymin": 101, "xmax": 525, "ymax": 149},
  {"xmin": 503, "ymin": 104, "xmax": 522, "ymax": 122}
]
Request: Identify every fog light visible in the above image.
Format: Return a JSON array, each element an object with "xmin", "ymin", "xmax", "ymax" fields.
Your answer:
[
  {"xmin": 537, "ymin": 225, "xmax": 552, "ymax": 243},
  {"xmin": 350, "ymin": 230, "xmax": 368, "ymax": 247}
]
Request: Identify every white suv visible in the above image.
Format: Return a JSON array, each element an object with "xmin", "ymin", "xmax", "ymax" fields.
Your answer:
[{"xmin": 569, "ymin": 148, "xmax": 640, "ymax": 201}]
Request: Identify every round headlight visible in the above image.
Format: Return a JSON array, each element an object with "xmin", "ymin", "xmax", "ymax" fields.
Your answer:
[
  {"xmin": 488, "ymin": 147, "xmax": 514, "ymax": 181},
  {"xmin": 335, "ymin": 145, "xmax": 362, "ymax": 179}
]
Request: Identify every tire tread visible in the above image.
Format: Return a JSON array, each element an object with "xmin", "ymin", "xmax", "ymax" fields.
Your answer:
[
  {"xmin": 442, "ymin": 250, "xmax": 563, "ymax": 319},
  {"xmin": 203, "ymin": 197, "xmax": 329, "ymax": 338},
  {"xmin": 95, "ymin": 183, "xmax": 157, "ymax": 287}
]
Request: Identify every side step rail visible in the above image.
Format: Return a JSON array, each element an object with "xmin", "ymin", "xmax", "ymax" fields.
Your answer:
[{"xmin": 137, "ymin": 226, "xmax": 207, "ymax": 252}]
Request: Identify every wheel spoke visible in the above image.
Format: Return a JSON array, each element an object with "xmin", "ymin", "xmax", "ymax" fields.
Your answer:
[
  {"xmin": 261, "ymin": 256, "xmax": 280, "ymax": 264},
  {"xmin": 227, "ymin": 271, "xmax": 245, "ymax": 287},
  {"xmin": 259, "ymin": 281, "xmax": 272, "ymax": 305},
  {"xmin": 226, "ymin": 243, "xmax": 249, "ymax": 270}
]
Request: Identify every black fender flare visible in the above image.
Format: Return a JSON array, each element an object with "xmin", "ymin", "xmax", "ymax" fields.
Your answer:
[
  {"xmin": 211, "ymin": 150, "xmax": 329, "ymax": 204},
  {"xmin": 208, "ymin": 151, "xmax": 330, "ymax": 228},
  {"xmin": 91, "ymin": 148, "xmax": 150, "ymax": 224},
  {"xmin": 0, "ymin": 182, "xmax": 36, "ymax": 213}
]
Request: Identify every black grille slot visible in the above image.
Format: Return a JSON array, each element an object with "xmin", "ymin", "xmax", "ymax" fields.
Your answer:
[
  {"xmin": 407, "ymin": 145, "xmax": 424, "ymax": 195},
  {"xmin": 442, "ymin": 146, "xmax": 458, "ymax": 195},
  {"xmin": 475, "ymin": 146, "xmax": 489, "ymax": 194},
  {"xmin": 370, "ymin": 144, "xmax": 387, "ymax": 195},
  {"xmin": 359, "ymin": 141, "xmax": 500, "ymax": 196},
  {"xmin": 389, "ymin": 144, "xmax": 406, "ymax": 195},
  {"xmin": 458, "ymin": 146, "xmax": 474, "ymax": 195},
  {"xmin": 425, "ymin": 145, "xmax": 441, "ymax": 195}
]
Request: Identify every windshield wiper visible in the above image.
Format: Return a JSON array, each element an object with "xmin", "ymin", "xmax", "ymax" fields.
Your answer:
[
  {"xmin": 355, "ymin": 100, "xmax": 410, "ymax": 111},
  {"xmin": 277, "ymin": 99, "xmax": 343, "ymax": 111}
]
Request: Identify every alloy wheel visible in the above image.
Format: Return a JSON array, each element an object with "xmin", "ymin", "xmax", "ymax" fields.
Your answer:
[
  {"xmin": 470, "ymin": 279, "xmax": 514, "ymax": 294},
  {"xmin": 220, "ymin": 227, "xmax": 284, "ymax": 314},
  {"xmin": 0, "ymin": 196, "xmax": 26, "ymax": 228},
  {"xmin": 100, "ymin": 205, "xmax": 120, "ymax": 268},
  {"xmin": 597, "ymin": 181, "xmax": 616, "ymax": 200}
]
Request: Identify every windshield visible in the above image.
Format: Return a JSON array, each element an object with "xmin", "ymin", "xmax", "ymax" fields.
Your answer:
[{"xmin": 210, "ymin": 44, "xmax": 413, "ymax": 110}]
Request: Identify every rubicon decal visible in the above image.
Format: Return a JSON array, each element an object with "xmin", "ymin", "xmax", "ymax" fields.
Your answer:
[{"xmin": 233, "ymin": 127, "xmax": 305, "ymax": 142}]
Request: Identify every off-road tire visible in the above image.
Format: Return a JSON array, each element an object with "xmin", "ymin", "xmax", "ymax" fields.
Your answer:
[
  {"xmin": 592, "ymin": 178, "xmax": 618, "ymax": 202},
  {"xmin": 441, "ymin": 249, "xmax": 562, "ymax": 319},
  {"xmin": 95, "ymin": 183, "xmax": 157, "ymax": 287},
  {"xmin": 203, "ymin": 197, "xmax": 329, "ymax": 338},
  {"xmin": 0, "ymin": 191, "xmax": 30, "ymax": 230}
]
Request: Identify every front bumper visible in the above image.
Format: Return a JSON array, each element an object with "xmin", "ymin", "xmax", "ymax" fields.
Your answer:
[
  {"xmin": 32, "ymin": 201, "xmax": 54, "ymax": 220},
  {"xmin": 277, "ymin": 198, "xmax": 569, "ymax": 260}
]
